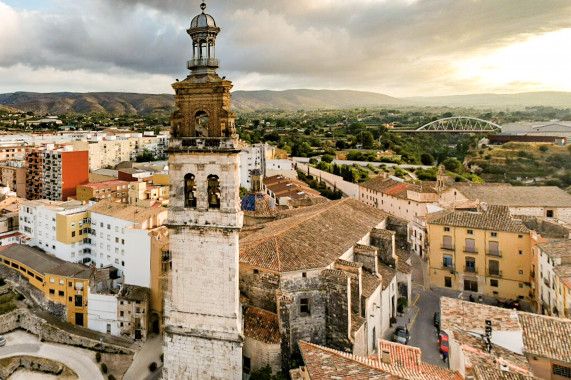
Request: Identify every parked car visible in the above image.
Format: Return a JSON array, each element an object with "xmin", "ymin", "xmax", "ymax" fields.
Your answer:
[
  {"xmin": 392, "ymin": 326, "xmax": 410, "ymax": 345},
  {"xmin": 0, "ymin": 336, "xmax": 5, "ymax": 347},
  {"xmin": 433, "ymin": 312, "xmax": 440, "ymax": 329},
  {"xmin": 438, "ymin": 330, "xmax": 449, "ymax": 354}
]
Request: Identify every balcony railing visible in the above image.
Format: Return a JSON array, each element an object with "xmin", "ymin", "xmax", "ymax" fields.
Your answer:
[
  {"xmin": 169, "ymin": 137, "xmax": 239, "ymax": 151},
  {"xmin": 464, "ymin": 265, "xmax": 478, "ymax": 274},
  {"xmin": 442, "ymin": 264, "xmax": 455, "ymax": 271},
  {"xmin": 441, "ymin": 244, "xmax": 455, "ymax": 251},
  {"xmin": 486, "ymin": 250, "xmax": 502, "ymax": 257},
  {"xmin": 463, "ymin": 247, "xmax": 478, "ymax": 254},
  {"xmin": 186, "ymin": 58, "xmax": 220, "ymax": 70},
  {"xmin": 488, "ymin": 269, "xmax": 502, "ymax": 277}
]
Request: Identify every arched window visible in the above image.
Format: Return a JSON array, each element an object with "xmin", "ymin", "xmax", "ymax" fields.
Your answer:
[
  {"xmin": 207, "ymin": 174, "xmax": 220, "ymax": 209},
  {"xmin": 184, "ymin": 174, "xmax": 197, "ymax": 208},
  {"xmin": 194, "ymin": 111, "xmax": 209, "ymax": 137}
]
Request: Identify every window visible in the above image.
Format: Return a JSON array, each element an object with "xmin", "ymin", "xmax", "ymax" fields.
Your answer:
[
  {"xmin": 489, "ymin": 260, "xmax": 500, "ymax": 276},
  {"xmin": 519, "ymin": 250, "xmax": 523, "ymax": 255},
  {"xmin": 546, "ymin": 210, "xmax": 554, "ymax": 218},
  {"xmin": 302, "ymin": 272, "xmax": 307, "ymax": 278},
  {"xmin": 491, "ymin": 232, "xmax": 498, "ymax": 237},
  {"xmin": 69, "ymin": 297, "xmax": 72, "ymax": 302},
  {"xmin": 443, "ymin": 255, "xmax": 453, "ymax": 269},
  {"xmin": 253, "ymin": 269, "xmax": 259, "ymax": 275},
  {"xmin": 519, "ymin": 269, "xmax": 524, "ymax": 275},
  {"xmin": 107, "ymin": 224, "xmax": 111, "ymax": 230},
  {"xmin": 444, "ymin": 276, "xmax": 452, "ymax": 288},
  {"xmin": 465, "ymin": 238, "xmax": 476, "ymax": 253},
  {"xmin": 115, "ymin": 237, "xmax": 119, "ymax": 243},
  {"xmin": 49, "ymin": 289, "xmax": 55, "ymax": 295},
  {"xmin": 59, "ymin": 279, "xmax": 64, "ymax": 285},
  {"xmin": 120, "ymin": 311, "xmax": 124, "ymax": 317},
  {"xmin": 464, "ymin": 279, "xmax": 478, "ymax": 292},
  {"xmin": 444, "ymin": 227, "xmax": 450, "ymax": 232},
  {"xmin": 519, "ymin": 283, "xmax": 524, "ymax": 288},
  {"xmin": 58, "ymin": 290, "xmax": 64, "ymax": 296},
  {"xmin": 115, "ymin": 226, "xmax": 119, "ymax": 232},
  {"xmin": 442, "ymin": 236, "xmax": 453, "ymax": 250},
  {"xmin": 71, "ymin": 222, "xmax": 76, "ymax": 227},
  {"xmin": 490, "ymin": 279, "xmax": 498, "ymax": 287},
  {"xmin": 71, "ymin": 231, "xmax": 76, "ymax": 237},
  {"xmin": 518, "ymin": 235, "xmax": 523, "ymax": 238},
  {"xmin": 300, "ymin": 298, "xmax": 311, "ymax": 315},
  {"xmin": 50, "ymin": 278, "xmax": 55, "ymax": 283},
  {"xmin": 465, "ymin": 258, "xmax": 476, "ymax": 272},
  {"xmin": 467, "ymin": 229, "xmax": 474, "ymax": 235},
  {"xmin": 243, "ymin": 357, "xmax": 251, "ymax": 374},
  {"xmin": 69, "ymin": 282, "xmax": 72, "ymax": 287},
  {"xmin": 121, "ymin": 239, "xmax": 125, "ymax": 245},
  {"xmin": 488, "ymin": 241, "xmax": 500, "ymax": 256}
]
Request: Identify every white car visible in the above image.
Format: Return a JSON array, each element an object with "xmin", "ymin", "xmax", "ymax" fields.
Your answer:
[{"xmin": 0, "ymin": 336, "xmax": 5, "ymax": 347}]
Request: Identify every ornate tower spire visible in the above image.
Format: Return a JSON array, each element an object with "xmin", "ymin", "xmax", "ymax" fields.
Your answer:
[
  {"xmin": 186, "ymin": 1, "xmax": 220, "ymax": 75},
  {"xmin": 164, "ymin": 2, "xmax": 243, "ymax": 379}
]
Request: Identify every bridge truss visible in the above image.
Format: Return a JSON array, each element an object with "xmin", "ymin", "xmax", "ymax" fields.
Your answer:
[{"xmin": 417, "ymin": 117, "xmax": 501, "ymax": 132}]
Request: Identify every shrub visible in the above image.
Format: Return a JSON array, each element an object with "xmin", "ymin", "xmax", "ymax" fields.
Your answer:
[
  {"xmin": 321, "ymin": 154, "xmax": 334, "ymax": 163},
  {"xmin": 149, "ymin": 362, "xmax": 157, "ymax": 372},
  {"xmin": 101, "ymin": 363, "xmax": 108, "ymax": 374},
  {"xmin": 96, "ymin": 352, "xmax": 102, "ymax": 363},
  {"xmin": 539, "ymin": 145, "xmax": 549, "ymax": 152}
]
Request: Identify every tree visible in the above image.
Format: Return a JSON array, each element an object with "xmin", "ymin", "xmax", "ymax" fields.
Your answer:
[
  {"xmin": 347, "ymin": 122, "xmax": 366, "ymax": 135},
  {"xmin": 249, "ymin": 365, "xmax": 286, "ymax": 380},
  {"xmin": 420, "ymin": 153, "xmax": 434, "ymax": 166},
  {"xmin": 136, "ymin": 149, "xmax": 156, "ymax": 162},
  {"xmin": 442, "ymin": 157, "xmax": 463, "ymax": 174},
  {"xmin": 321, "ymin": 154, "xmax": 334, "ymax": 163},
  {"xmin": 359, "ymin": 131, "xmax": 375, "ymax": 149},
  {"xmin": 335, "ymin": 140, "xmax": 347, "ymax": 150}
]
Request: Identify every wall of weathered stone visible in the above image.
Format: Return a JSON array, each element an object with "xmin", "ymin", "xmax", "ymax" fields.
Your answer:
[
  {"xmin": 239, "ymin": 265, "xmax": 280, "ymax": 312},
  {"xmin": 242, "ymin": 337, "xmax": 281, "ymax": 375},
  {"xmin": 322, "ymin": 270, "xmax": 352, "ymax": 352},
  {"xmin": 387, "ymin": 217, "xmax": 409, "ymax": 250},
  {"xmin": 370, "ymin": 229, "xmax": 396, "ymax": 267},
  {"xmin": 0, "ymin": 309, "xmax": 133, "ymax": 354},
  {"xmin": 0, "ymin": 355, "xmax": 77, "ymax": 379},
  {"xmin": 0, "ymin": 265, "xmax": 66, "ymax": 317}
]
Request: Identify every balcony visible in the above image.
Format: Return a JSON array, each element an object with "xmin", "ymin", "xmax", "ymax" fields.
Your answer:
[
  {"xmin": 441, "ymin": 244, "xmax": 455, "ymax": 251},
  {"xmin": 464, "ymin": 266, "xmax": 478, "ymax": 274},
  {"xmin": 168, "ymin": 137, "xmax": 239, "ymax": 152},
  {"xmin": 463, "ymin": 247, "xmax": 478, "ymax": 254},
  {"xmin": 488, "ymin": 269, "xmax": 502, "ymax": 277},
  {"xmin": 442, "ymin": 264, "xmax": 455, "ymax": 272},
  {"xmin": 486, "ymin": 250, "xmax": 502, "ymax": 258},
  {"xmin": 186, "ymin": 58, "xmax": 219, "ymax": 70}
]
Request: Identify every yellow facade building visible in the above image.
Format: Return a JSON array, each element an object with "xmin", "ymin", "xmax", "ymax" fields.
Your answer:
[
  {"xmin": 428, "ymin": 205, "xmax": 536, "ymax": 301},
  {"xmin": 0, "ymin": 244, "xmax": 92, "ymax": 326}
]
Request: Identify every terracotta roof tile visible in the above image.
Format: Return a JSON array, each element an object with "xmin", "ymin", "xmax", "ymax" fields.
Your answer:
[
  {"xmin": 473, "ymin": 366, "xmax": 537, "ymax": 380},
  {"xmin": 244, "ymin": 307, "xmax": 280, "ymax": 345},
  {"xmin": 378, "ymin": 263, "xmax": 397, "ymax": 290},
  {"xmin": 453, "ymin": 184, "xmax": 571, "ymax": 208},
  {"xmin": 518, "ymin": 312, "xmax": 571, "ymax": 363},
  {"xmin": 429, "ymin": 205, "xmax": 529, "ymax": 234},
  {"xmin": 362, "ymin": 271, "xmax": 383, "ymax": 299},
  {"xmin": 240, "ymin": 199, "xmax": 388, "ymax": 272}
]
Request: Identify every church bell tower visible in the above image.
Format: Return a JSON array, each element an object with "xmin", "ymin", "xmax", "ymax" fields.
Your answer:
[{"xmin": 164, "ymin": 2, "xmax": 243, "ymax": 379}]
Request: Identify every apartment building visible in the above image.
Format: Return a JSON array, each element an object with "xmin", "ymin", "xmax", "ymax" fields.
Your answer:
[
  {"xmin": 537, "ymin": 239, "xmax": 571, "ymax": 318},
  {"xmin": 76, "ymin": 180, "xmax": 130, "ymax": 203},
  {"xmin": 428, "ymin": 205, "xmax": 537, "ymax": 301},
  {"xmin": 0, "ymin": 244, "xmax": 91, "ymax": 327},
  {"xmin": 239, "ymin": 143, "xmax": 276, "ymax": 189},
  {"xmin": 19, "ymin": 200, "xmax": 90, "ymax": 263},
  {"xmin": 71, "ymin": 139, "xmax": 132, "ymax": 171},
  {"xmin": 0, "ymin": 146, "xmax": 27, "ymax": 161},
  {"xmin": 0, "ymin": 161, "xmax": 26, "ymax": 197},
  {"xmin": 43, "ymin": 150, "xmax": 89, "ymax": 201},
  {"xmin": 88, "ymin": 200, "xmax": 167, "ymax": 270},
  {"xmin": 26, "ymin": 148, "xmax": 89, "ymax": 201},
  {"xmin": 127, "ymin": 181, "xmax": 169, "ymax": 207},
  {"xmin": 440, "ymin": 183, "xmax": 571, "ymax": 223}
]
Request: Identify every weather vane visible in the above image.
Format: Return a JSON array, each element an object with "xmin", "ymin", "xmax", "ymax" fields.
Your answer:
[{"xmin": 200, "ymin": 2, "xmax": 206, "ymax": 12}]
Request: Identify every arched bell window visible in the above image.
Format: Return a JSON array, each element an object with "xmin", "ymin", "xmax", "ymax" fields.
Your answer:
[
  {"xmin": 195, "ymin": 111, "xmax": 209, "ymax": 137},
  {"xmin": 184, "ymin": 174, "xmax": 197, "ymax": 208},
  {"xmin": 207, "ymin": 174, "xmax": 220, "ymax": 209}
]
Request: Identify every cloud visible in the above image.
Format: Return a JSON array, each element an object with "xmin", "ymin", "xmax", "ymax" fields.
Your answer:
[{"xmin": 0, "ymin": 0, "xmax": 570, "ymax": 96}]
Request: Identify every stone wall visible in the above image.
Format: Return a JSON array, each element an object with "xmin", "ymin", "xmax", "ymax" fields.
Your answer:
[
  {"xmin": 387, "ymin": 216, "xmax": 409, "ymax": 250},
  {"xmin": 295, "ymin": 162, "xmax": 359, "ymax": 199},
  {"xmin": 322, "ymin": 270, "xmax": 352, "ymax": 352},
  {"xmin": 239, "ymin": 266, "xmax": 280, "ymax": 312},
  {"xmin": 0, "ymin": 309, "xmax": 133, "ymax": 354},
  {"xmin": 242, "ymin": 337, "xmax": 281, "ymax": 375},
  {"xmin": 370, "ymin": 229, "xmax": 396, "ymax": 267},
  {"xmin": 0, "ymin": 265, "xmax": 66, "ymax": 317},
  {"xmin": 0, "ymin": 356, "xmax": 77, "ymax": 380}
]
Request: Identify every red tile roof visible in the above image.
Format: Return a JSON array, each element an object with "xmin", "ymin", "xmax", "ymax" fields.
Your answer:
[
  {"xmin": 244, "ymin": 307, "xmax": 280, "ymax": 345},
  {"xmin": 240, "ymin": 199, "xmax": 388, "ymax": 272}
]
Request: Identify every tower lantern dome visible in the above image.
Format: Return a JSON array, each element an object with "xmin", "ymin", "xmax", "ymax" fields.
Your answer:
[{"xmin": 187, "ymin": 2, "xmax": 221, "ymax": 74}]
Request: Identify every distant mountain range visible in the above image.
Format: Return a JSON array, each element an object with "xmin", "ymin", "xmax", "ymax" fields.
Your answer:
[{"xmin": 0, "ymin": 90, "xmax": 569, "ymax": 115}]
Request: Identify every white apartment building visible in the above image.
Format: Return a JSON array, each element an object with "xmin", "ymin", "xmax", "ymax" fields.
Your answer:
[
  {"xmin": 537, "ymin": 239, "xmax": 571, "ymax": 317},
  {"xmin": 239, "ymin": 143, "xmax": 276, "ymax": 189},
  {"xmin": 88, "ymin": 201, "xmax": 167, "ymax": 272},
  {"xmin": 19, "ymin": 200, "xmax": 90, "ymax": 263}
]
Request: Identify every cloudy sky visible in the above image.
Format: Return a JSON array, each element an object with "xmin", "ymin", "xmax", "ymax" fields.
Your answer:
[{"xmin": 1, "ymin": 0, "xmax": 570, "ymax": 96}]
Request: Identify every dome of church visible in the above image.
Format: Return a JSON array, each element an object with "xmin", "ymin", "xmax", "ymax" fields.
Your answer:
[
  {"xmin": 241, "ymin": 193, "xmax": 277, "ymax": 218},
  {"xmin": 190, "ymin": 3, "xmax": 217, "ymax": 29}
]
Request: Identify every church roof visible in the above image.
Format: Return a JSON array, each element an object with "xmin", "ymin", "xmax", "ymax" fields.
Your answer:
[
  {"xmin": 240, "ymin": 198, "xmax": 388, "ymax": 272},
  {"xmin": 241, "ymin": 193, "xmax": 277, "ymax": 218}
]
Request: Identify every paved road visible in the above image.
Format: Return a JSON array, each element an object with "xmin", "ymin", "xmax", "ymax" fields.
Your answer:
[
  {"xmin": 0, "ymin": 343, "xmax": 104, "ymax": 379},
  {"xmin": 124, "ymin": 334, "xmax": 163, "ymax": 380},
  {"xmin": 408, "ymin": 288, "xmax": 445, "ymax": 367}
]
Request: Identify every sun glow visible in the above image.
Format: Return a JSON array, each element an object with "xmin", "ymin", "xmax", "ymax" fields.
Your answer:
[{"xmin": 453, "ymin": 28, "xmax": 571, "ymax": 92}]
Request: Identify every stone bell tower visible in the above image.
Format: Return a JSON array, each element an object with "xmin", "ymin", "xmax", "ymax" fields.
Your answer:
[{"xmin": 164, "ymin": 2, "xmax": 243, "ymax": 379}]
